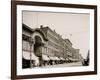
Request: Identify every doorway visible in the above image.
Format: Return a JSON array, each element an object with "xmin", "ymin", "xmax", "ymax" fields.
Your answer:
[{"xmin": 34, "ymin": 36, "xmax": 44, "ymax": 66}]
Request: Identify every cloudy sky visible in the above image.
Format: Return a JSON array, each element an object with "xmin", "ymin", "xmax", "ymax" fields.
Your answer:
[{"xmin": 22, "ymin": 11, "xmax": 90, "ymax": 59}]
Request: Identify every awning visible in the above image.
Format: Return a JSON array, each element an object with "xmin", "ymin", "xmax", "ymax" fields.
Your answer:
[
  {"xmin": 68, "ymin": 57, "xmax": 73, "ymax": 60},
  {"xmin": 65, "ymin": 58, "xmax": 69, "ymax": 60},
  {"xmin": 42, "ymin": 54, "xmax": 50, "ymax": 60},
  {"xmin": 22, "ymin": 51, "xmax": 38, "ymax": 60},
  {"xmin": 55, "ymin": 57, "xmax": 60, "ymax": 60},
  {"xmin": 73, "ymin": 58, "xmax": 79, "ymax": 61},
  {"xmin": 59, "ymin": 57, "xmax": 65, "ymax": 60},
  {"xmin": 49, "ymin": 56, "xmax": 56, "ymax": 60},
  {"xmin": 68, "ymin": 57, "xmax": 78, "ymax": 61}
]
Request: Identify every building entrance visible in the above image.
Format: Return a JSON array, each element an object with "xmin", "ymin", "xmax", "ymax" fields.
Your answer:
[{"xmin": 34, "ymin": 36, "xmax": 44, "ymax": 66}]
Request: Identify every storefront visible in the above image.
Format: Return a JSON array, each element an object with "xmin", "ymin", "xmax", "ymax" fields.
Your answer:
[{"xmin": 22, "ymin": 24, "xmax": 48, "ymax": 68}]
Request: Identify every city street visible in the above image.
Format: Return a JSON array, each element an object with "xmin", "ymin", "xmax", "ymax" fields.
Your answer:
[{"xmin": 41, "ymin": 61, "xmax": 83, "ymax": 68}]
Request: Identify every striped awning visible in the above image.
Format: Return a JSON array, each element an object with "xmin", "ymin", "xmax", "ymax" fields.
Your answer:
[
  {"xmin": 65, "ymin": 58, "xmax": 69, "ymax": 60},
  {"xmin": 42, "ymin": 54, "xmax": 50, "ymax": 60},
  {"xmin": 60, "ymin": 57, "xmax": 65, "ymax": 60},
  {"xmin": 22, "ymin": 51, "xmax": 38, "ymax": 60},
  {"xmin": 72, "ymin": 58, "xmax": 79, "ymax": 61},
  {"xmin": 68, "ymin": 57, "xmax": 78, "ymax": 61},
  {"xmin": 68, "ymin": 57, "xmax": 73, "ymax": 60},
  {"xmin": 55, "ymin": 57, "xmax": 60, "ymax": 60},
  {"xmin": 49, "ymin": 56, "xmax": 56, "ymax": 60}
]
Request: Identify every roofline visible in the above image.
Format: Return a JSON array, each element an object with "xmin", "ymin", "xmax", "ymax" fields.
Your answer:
[
  {"xmin": 33, "ymin": 28, "xmax": 48, "ymax": 41},
  {"xmin": 22, "ymin": 23, "xmax": 48, "ymax": 41},
  {"xmin": 64, "ymin": 39, "xmax": 73, "ymax": 45},
  {"xmin": 23, "ymin": 23, "xmax": 33, "ymax": 33},
  {"xmin": 67, "ymin": 39, "xmax": 72, "ymax": 45},
  {"xmin": 42, "ymin": 26, "xmax": 63, "ymax": 40}
]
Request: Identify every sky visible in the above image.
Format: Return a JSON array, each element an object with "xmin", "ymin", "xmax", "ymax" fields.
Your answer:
[{"xmin": 22, "ymin": 11, "xmax": 90, "ymax": 59}]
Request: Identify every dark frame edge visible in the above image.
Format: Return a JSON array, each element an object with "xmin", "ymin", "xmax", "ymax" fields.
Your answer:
[
  {"xmin": 14, "ymin": 1, "xmax": 97, "ymax": 9},
  {"xmin": 16, "ymin": 71, "xmax": 97, "ymax": 79},
  {"xmin": 11, "ymin": 1, "xmax": 17, "ymax": 80},
  {"xmin": 94, "ymin": 6, "xmax": 97, "ymax": 74}
]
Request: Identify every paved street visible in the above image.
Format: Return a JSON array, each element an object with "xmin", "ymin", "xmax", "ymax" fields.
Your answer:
[{"xmin": 41, "ymin": 61, "xmax": 83, "ymax": 68}]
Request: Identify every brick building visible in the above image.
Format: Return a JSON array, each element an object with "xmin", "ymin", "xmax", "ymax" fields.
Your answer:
[{"xmin": 22, "ymin": 23, "xmax": 83, "ymax": 68}]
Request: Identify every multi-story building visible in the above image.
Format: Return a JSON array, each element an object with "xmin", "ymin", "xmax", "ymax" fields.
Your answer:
[{"xmin": 22, "ymin": 23, "xmax": 83, "ymax": 68}]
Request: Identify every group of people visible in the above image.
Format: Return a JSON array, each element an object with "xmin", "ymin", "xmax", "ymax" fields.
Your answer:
[
  {"xmin": 42, "ymin": 59, "xmax": 71, "ymax": 66},
  {"xmin": 32, "ymin": 57, "xmax": 79, "ymax": 67}
]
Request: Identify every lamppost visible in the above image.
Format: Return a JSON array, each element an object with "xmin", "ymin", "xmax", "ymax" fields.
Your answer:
[{"xmin": 29, "ymin": 37, "xmax": 34, "ymax": 68}]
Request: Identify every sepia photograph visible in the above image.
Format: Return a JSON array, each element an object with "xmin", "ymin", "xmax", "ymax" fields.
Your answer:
[
  {"xmin": 11, "ymin": 1, "xmax": 97, "ymax": 79},
  {"xmin": 22, "ymin": 11, "xmax": 90, "ymax": 69}
]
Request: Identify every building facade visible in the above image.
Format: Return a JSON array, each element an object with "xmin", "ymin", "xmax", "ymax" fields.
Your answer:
[{"xmin": 22, "ymin": 24, "xmax": 83, "ymax": 68}]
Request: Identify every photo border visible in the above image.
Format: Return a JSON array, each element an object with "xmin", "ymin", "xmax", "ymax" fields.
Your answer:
[{"xmin": 11, "ymin": 1, "xmax": 97, "ymax": 80}]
